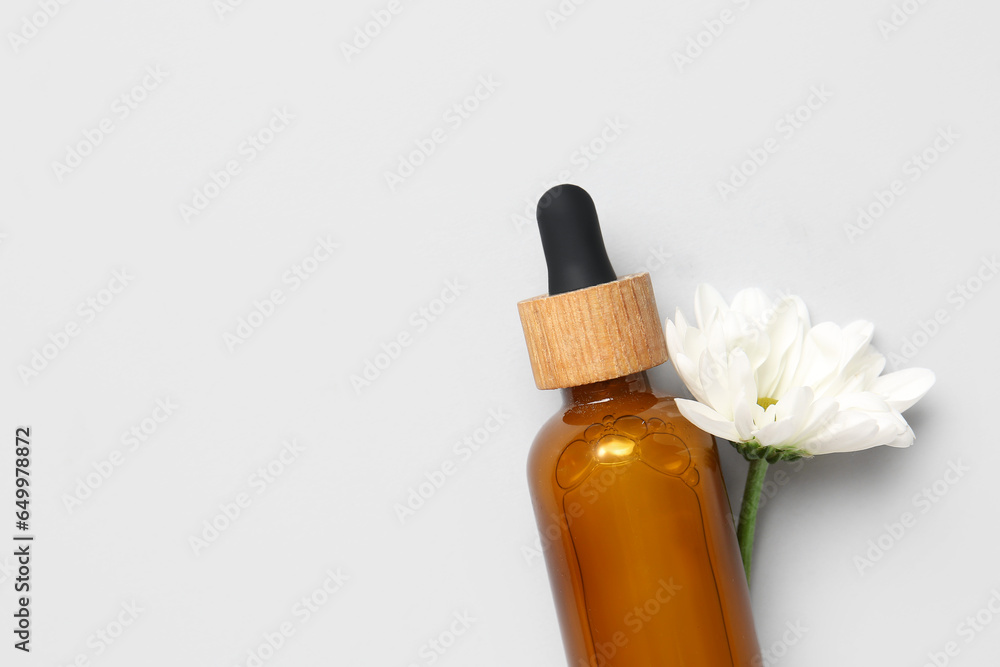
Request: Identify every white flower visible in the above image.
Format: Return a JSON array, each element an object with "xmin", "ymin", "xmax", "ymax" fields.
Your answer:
[{"xmin": 665, "ymin": 285, "xmax": 935, "ymax": 458}]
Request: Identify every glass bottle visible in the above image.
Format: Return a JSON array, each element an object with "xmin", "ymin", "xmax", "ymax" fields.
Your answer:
[
  {"xmin": 517, "ymin": 184, "xmax": 761, "ymax": 666},
  {"xmin": 527, "ymin": 370, "xmax": 761, "ymax": 666}
]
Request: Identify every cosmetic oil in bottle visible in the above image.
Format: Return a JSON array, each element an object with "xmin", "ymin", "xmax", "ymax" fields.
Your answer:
[{"xmin": 517, "ymin": 185, "xmax": 761, "ymax": 666}]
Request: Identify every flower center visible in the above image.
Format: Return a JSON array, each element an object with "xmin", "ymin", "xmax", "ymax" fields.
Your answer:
[{"xmin": 757, "ymin": 397, "xmax": 778, "ymax": 410}]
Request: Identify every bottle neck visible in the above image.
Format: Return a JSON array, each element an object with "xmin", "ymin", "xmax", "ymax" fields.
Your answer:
[{"xmin": 562, "ymin": 371, "xmax": 653, "ymax": 407}]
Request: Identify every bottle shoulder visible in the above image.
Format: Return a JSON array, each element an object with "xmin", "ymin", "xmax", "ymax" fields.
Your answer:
[
  {"xmin": 526, "ymin": 391, "xmax": 722, "ymax": 499},
  {"xmin": 528, "ymin": 392, "xmax": 716, "ymax": 470}
]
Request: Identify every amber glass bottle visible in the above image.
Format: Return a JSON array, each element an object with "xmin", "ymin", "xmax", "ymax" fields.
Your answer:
[
  {"xmin": 528, "ymin": 372, "xmax": 760, "ymax": 666},
  {"xmin": 518, "ymin": 185, "xmax": 761, "ymax": 666}
]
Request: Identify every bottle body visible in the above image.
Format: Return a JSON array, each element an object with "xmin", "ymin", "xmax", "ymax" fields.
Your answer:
[{"xmin": 528, "ymin": 372, "xmax": 761, "ymax": 666}]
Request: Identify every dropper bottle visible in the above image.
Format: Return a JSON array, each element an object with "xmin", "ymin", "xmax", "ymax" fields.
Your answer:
[{"xmin": 518, "ymin": 184, "xmax": 761, "ymax": 666}]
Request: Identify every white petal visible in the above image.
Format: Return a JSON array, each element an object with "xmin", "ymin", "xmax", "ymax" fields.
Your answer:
[
  {"xmin": 789, "ymin": 322, "xmax": 845, "ymax": 392},
  {"xmin": 673, "ymin": 308, "xmax": 689, "ymax": 338},
  {"xmin": 884, "ymin": 422, "xmax": 915, "ymax": 448},
  {"xmin": 698, "ymin": 347, "xmax": 733, "ymax": 417},
  {"xmin": 794, "ymin": 397, "xmax": 841, "ymax": 443},
  {"xmin": 728, "ymin": 349, "xmax": 758, "ymax": 408},
  {"xmin": 830, "ymin": 346, "xmax": 885, "ymax": 396},
  {"xmin": 729, "ymin": 314, "xmax": 771, "ymax": 372},
  {"xmin": 841, "ymin": 321, "xmax": 875, "ymax": 363},
  {"xmin": 672, "ymin": 311, "xmax": 709, "ymax": 367},
  {"xmin": 773, "ymin": 386, "xmax": 815, "ymax": 421},
  {"xmin": 733, "ymin": 396, "xmax": 758, "ymax": 442},
  {"xmin": 755, "ymin": 387, "xmax": 814, "ymax": 448},
  {"xmin": 665, "ymin": 319, "xmax": 684, "ymax": 360},
  {"xmin": 784, "ymin": 294, "xmax": 811, "ymax": 330},
  {"xmin": 731, "ymin": 287, "xmax": 773, "ymax": 323},
  {"xmin": 755, "ymin": 419, "xmax": 798, "ymax": 449},
  {"xmin": 695, "ymin": 284, "xmax": 728, "ymax": 330},
  {"xmin": 802, "ymin": 399, "xmax": 905, "ymax": 454},
  {"xmin": 770, "ymin": 297, "xmax": 811, "ymax": 398},
  {"xmin": 760, "ymin": 296, "xmax": 808, "ymax": 398},
  {"xmin": 871, "ymin": 368, "xmax": 936, "ymax": 412},
  {"xmin": 835, "ymin": 391, "xmax": 891, "ymax": 413},
  {"xmin": 804, "ymin": 417, "xmax": 882, "ymax": 455},
  {"xmin": 706, "ymin": 319, "xmax": 729, "ymax": 362},
  {"xmin": 675, "ymin": 399, "xmax": 741, "ymax": 442},
  {"xmin": 672, "ymin": 353, "xmax": 707, "ymax": 403}
]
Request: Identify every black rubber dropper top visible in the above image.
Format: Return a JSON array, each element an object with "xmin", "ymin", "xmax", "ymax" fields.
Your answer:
[{"xmin": 536, "ymin": 184, "xmax": 618, "ymax": 295}]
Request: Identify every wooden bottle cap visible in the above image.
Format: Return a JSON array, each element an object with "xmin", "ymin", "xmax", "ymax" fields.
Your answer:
[{"xmin": 517, "ymin": 272, "xmax": 668, "ymax": 390}]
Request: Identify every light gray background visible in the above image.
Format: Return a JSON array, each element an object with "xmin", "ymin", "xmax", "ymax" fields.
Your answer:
[{"xmin": 2, "ymin": 0, "xmax": 999, "ymax": 665}]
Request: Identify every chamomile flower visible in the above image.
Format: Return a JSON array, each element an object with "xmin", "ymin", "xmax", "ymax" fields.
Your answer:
[{"xmin": 665, "ymin": 285, "xmax": 935, "ymax": 460}]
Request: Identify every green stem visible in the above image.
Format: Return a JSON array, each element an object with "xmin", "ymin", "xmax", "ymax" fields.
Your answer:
[{"xmin": 736, "ymin": 458, "xmax": 769, "ymax": 586}]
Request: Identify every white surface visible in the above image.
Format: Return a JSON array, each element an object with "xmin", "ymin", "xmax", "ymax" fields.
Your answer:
[{"xmin": 2, "ymin": 0, "xmax": 999, "ymax": 665}]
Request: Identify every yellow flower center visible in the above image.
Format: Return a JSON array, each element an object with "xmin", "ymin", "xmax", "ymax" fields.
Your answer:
[{"xmin": 757, "ymin": 397, "xmax": 778, "ymax": 410}]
